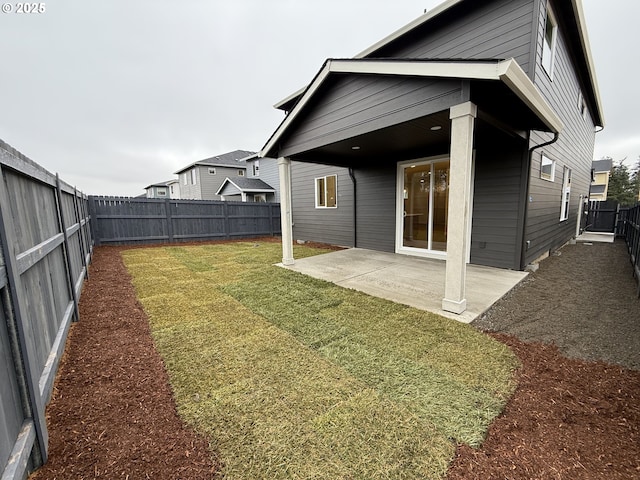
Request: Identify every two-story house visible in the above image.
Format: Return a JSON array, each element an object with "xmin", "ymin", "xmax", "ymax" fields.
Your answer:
[
  {"xmin": 217, "ymin": 154, "xmax": 281, "ymax": 202},
  {"xmin": 174, "ymin": 150, "xmax": 254, "ymax": 200},
  {"xmin": 589, "ymin": 158, "xmax": 613, "ymax": 202},
  {"xmin": 144, "ymin": 179, "xmax": 180, "ymax": 199},
  {"xmin": 261, "ymin": 0, "xmax": 604, "ymax": 315}
]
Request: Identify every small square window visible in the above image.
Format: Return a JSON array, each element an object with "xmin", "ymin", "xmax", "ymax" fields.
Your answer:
[
  {"xmin": 208, "ymin": 167, "xmax": 216, "ymax": 175},
  {"xmin": 541, "ymin": 155, "xmax": 555, "ymax": 182},
  {"xmin": 315, "ymin": 175, "xmax": 337, "ymax": 208},
  {"xmin": 238, "ymin": 170, "xmax": 245, "ymax": 176},
  {"xmin": 157, "ymin": 188, "xmax": 167, "ymax": 197}
]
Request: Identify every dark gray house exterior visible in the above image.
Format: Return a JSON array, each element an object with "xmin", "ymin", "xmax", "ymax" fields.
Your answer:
[{"xmin": 261, "ymin": 0, "xmax": 603, "ymax": 315}]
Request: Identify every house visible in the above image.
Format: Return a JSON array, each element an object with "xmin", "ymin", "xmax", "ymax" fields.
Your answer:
[
  {"xmin": 589, "ymin": 158, "xmax": 613, "ymax": 201},
  {"xmin": 260, "ymin": 0, "xmax": 604, "ymax": 315},
  {"xmin": 174, "ymin": 150, "xmax": 254, "ymax": 200},
  {"xmin": 144, "ymin": 179, "xmax": 180, "ymax": 199},
  {"xmin": 216, "ymin": 154, "xmax": 281, "ymax": 202}
]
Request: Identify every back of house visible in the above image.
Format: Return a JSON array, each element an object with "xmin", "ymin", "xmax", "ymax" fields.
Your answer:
[{"xmin": 263, "ymin": 0, "xmax": 603, "ymax": 272}]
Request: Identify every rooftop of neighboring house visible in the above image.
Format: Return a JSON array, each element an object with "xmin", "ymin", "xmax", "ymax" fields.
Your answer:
[
  {"xmin": 144, "ymin": 179, "xmax": 178, "ymax": 190},
  {"xmin": 592, "ymin": 158, "xmax": 613, "ymax": 173},
  {"xmin": 174, "ymin": 150, "xmax": 256, "ymax": 174},
  {"xmin": 216, "ymin": 177, "xmax": 276, "ymax": 195}
]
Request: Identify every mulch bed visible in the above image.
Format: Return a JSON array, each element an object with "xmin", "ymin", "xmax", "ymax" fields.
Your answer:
[{"xmin": 31, "ymin": 239, "xmax": 640, "ymax": 479}]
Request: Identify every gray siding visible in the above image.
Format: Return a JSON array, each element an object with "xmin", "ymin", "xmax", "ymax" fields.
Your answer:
[
  {"xmin": 281, "ymin": 77, "xmax": 464, "ymax": 158},
  {"xmin": 291, "ymin": 162, "xmax": 354, "ymax": 247},
  {"xmin": 523, "ymin": 0, "xmax": 596, "ymax": 264},
  {"xmin": 371, "ymin": 0, "xmax": 536, "ymax": 75},
  {"xmin": 178, "ymin": 169, "xmax": 201, "ymax": 200},
  {"xmin": 471, "ymin": 136, "xmax": 528, "ymax": 270},
  {"xmin": 200, "ymin": 165, "xmax": 246, "ymax": 200},
  {"xmin": 247, "ymin": 157, "xmax": 280, "ymax": 203},
  {"xmin": 354, "ymin": 166, "xmax": 396, "ymax": 252}
]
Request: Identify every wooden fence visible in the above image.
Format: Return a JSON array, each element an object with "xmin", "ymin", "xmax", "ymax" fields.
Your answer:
[
  {"xmin": 89, "ymin": 196, "xmax": 281, "ymax": 245},
  {"xmin": 618, "ymin": 204, "xmax": 640, "ymax": 296},
  {"xmin": 0, "ymin": 140, "xmax": 92, "ymax": 480}
]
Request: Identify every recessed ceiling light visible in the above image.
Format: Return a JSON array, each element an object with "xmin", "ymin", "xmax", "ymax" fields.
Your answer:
[
  {"xmin": 351, "ymin": 146, "xmax": 361, "ymax": 150},
  {"xmin": 430, "ymin": 125, "xmax": 442, "ymax": 131}
]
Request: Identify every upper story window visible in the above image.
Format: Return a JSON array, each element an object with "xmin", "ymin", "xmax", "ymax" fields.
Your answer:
[
  {"xmin": 542, "ymin": 5, "xmax": 558, "ymax": 78},
  {"xmin": 315, "ymin": 175, "xmax": 337, "ymax": 208},
  {"xmin": 238, "ymin": 170, "xmax": 245, "ymax": 176},
  {"xmin": 541, "ymin": 155, "xmax": 556, "ymax": 182},
  {"xmin": 560, "ymin": 167, "xmax": 572, "ymax": 221},
  {"xmin": 190, "ymin": 169, "xmax": 197, "ymax": 185},
  {"xmin": 208, "ymin": 167, "xmax": 216, "ymax": 175},
  {"xmin": 252, "ymin": 160, "xmax": 260, "ymax": 177},
  {"xmin": 182, "ymin": 173, "xmax": 187, "ymax": 185},
  {"xmin": 157, "ymin": 187, "xmax": 167, "ymax": 197},
  {"xmin": 577, "ymin": 92, "xmax": 587, "ymax": 119}
]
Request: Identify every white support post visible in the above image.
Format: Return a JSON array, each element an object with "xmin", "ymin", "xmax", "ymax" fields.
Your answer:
[
  {"xmin": 442, "ymin": 102, "xmax": 477, "ymax": 314},
  {"xmin": 278, "ymin": 157, "xmax": 295, "ymax": 265}
]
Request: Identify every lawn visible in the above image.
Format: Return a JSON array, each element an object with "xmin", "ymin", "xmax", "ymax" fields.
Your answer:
[{"xmin": 123, "ymin": 241, "xmax": 518, "ymax": 479}]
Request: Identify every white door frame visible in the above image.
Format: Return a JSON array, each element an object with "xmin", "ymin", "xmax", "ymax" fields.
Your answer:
[{"xmin": 395, "ymin": 154, "xmax": 475, "ymax": 262}]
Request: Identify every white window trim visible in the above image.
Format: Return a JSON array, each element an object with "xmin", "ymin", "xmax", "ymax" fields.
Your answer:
[
  {"xmin": 541, "ymin": 4, "xmax": 558, "ymax": 79},
  {"xmin": 157, "ymin": 188, "xmax": 167, "ymax": 197},
  {"xmin": 190, "ymin": 169, "xmax": 197, "ymax": 185},
  {"xmin": 182, "ymin": 173, "xmax": 187, "ymax": 185},
  {"xmin": 252, "ymin": 160, "xmax": 260, "ymax": 177},
  {"xmin": 315, "ymin": 174, "xmax": 338, "ymax": 209},
  {"xmin": 208, "ymin": 167, "xmax": 216, "ymax": 175},
  {"xmin": 541, "ymin": 154, "xmax": 556, "ymax": 182},
  {"xmin": 577, "ymin": 92, "xmax": 587, "ymax": 119},
  {"xmin": 238, "ymin": 170, "xmax": 245, "ymax": 176},
  {"xmin": 560, "ymin": 166, "xmax": 571, "ymax": 221}
]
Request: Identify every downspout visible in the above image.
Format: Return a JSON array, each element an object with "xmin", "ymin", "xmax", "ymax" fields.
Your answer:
[
  {"xmin": 521, "ymin": 132, "xmax": 560, "ymax": 269},
  {"xmin": 348, "ymin": 167, "xmax": 357, "ymax": 247}
]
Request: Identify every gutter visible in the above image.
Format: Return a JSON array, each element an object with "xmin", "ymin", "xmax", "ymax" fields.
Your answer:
[{"xmin": 520, "ymin": 132, "xmax": 560, "ymax": 269}]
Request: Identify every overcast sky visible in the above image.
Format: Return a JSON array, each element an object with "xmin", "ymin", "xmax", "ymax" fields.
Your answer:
[{"xmin": 0, "ymin": 0, "xmax": 636, "ymax": 196}]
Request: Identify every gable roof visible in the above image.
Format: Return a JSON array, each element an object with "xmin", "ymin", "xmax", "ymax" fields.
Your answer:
[
  {"xmin": 261, "ymin": 58, "xmax": 563, "ymax": 159},
  {"xmin": 215, "ymin": 177, "xmax": 276, "ymax": 196},
  {"xmin": 174, "ymin": 150, "xmax": 255, "ymax": 174},
  {"xmin": 273, "ymin": 0, "xmax": 603, "ymax": 127},
  {"xmin": 144, "ymin": 179, "xmax": 178, "ymax": 190}
]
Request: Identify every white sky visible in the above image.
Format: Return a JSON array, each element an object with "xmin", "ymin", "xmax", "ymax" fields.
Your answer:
[{"xmin": 0, "ymin": 0, "xmax": 636, "ymax": 196}]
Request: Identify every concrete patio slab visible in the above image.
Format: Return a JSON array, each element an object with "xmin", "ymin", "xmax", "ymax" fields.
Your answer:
[
  {"xmin": 575, "ymin": 232, "xmax": 615, "ymax": 243},
  {"xmin": 278, "ymin": 248, "xmax": 528, "ymax": 323}
]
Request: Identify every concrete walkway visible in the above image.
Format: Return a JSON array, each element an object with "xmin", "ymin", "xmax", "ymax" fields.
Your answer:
[{"xmin": 279, "ymin": 248, "xmax": 528, "ymax": 323}]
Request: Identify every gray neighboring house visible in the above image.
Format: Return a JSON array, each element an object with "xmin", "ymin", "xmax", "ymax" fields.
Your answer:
[
  {"xmin": 261, "ymin": 0, "xmax": 604, "ymax": 315},
  {"xmin": 589, "ymin": 158, "xmax": 613, "ymax": 202},
  {"xmin": 217, "ymin": 154, "xmax": 281, "ymax": 202},
  {"xmin": 174, "ymin": 150, "xmax": 254, "ymax": 200},
  {"xmin": 144, "ymin": 179, "xmax": 180, "ymax": 199}
]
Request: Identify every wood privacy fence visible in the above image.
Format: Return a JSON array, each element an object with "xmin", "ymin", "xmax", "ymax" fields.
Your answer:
[
  {"xmin": 89, "ymin": 196, "xmax": 281, "ymax": 245},
  {"xmin": 0, "ymin": 140, "xmax": 92, "ymax": 480},
  {"xmin": 618, "ymin": 204, "xmax": 640, "ymax": 296}
]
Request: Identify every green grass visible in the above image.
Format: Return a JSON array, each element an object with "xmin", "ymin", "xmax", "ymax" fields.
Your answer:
[{"xmin": 123, "ymin": 241, "xmax": 518, "ymax": 479}]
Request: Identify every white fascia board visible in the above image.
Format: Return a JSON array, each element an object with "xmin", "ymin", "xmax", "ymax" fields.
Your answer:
[
  {"xmin": 215, "ymin": 178, "xmax": 237, "ymax": 196},
  {"xmin": 498, "ymin": 59, "xmax": 564, "ymax": 133},
  {"xmin": 263, "ymin": 58, "xmax": 563, "ymax": 157},
  {"xmin": 571, "ymin": 0, "xmax": 605, "ymax": 126},
  {"xmin": 273, "ymin": 0, "xmax": 463, "ymax": 110},
  {"xmin": 355, "ymin": 0, "xmax": 464, "ymax": 58},
  {"xmin": 243, "ymin": 188, "xmax": 276, "ymax": 193},
  {"xmin": 261, "ymin": 62, "xmax": 332, "ymax": 157}
]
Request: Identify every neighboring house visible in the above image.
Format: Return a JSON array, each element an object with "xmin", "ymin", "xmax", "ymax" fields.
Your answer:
[
  {"xmin": 144, "ymin": 179, "xmax": 180, "ymax": 199},
  {"xmin": 217, "ymin": 154, "xmax": 281, "ymax": 202},
  {"xmin": 589, "ymin": 158, "xmax": 613, "ymax": 201},
  {"xmin": 174, "ymin": 150, "xmax": 254, "ymax": 200},
  {"xmin": 261, "ymin": 0, "xmax": 604, "ymax": 315}
]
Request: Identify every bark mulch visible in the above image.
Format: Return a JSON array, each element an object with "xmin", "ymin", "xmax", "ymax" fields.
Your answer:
[
  {"xmin": 31, "ymin": 239, "xmax": 640, "ymax": 479},
  {"xmin": 31, "ymin": 246, "xmax": 220, "ymax": 480}
]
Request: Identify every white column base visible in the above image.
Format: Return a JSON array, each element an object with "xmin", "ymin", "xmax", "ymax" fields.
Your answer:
[{"xmin": 442, "ymin": 297, "xmax": 467, "ymax": 315}]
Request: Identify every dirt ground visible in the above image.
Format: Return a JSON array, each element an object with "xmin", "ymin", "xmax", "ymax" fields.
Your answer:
[{"xmin": 31, "ymin": 239, "xmax": 640, "ymax": 479}]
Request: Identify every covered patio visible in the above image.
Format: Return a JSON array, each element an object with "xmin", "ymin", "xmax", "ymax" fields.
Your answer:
[{"xmin": 279, "ymin": 248, "xmax": 528, "ymax": 323}]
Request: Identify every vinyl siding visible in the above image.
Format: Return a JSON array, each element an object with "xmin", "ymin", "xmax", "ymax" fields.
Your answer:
[
  {"xmin": 291, "ymin": 162, "xmax": 354, "ymax": 247},
  {"xmin": 178, "ymin": 169, "xmax": 202, "ymax": 200},
  {"xmin": 280, "ymin": 76, "xmax": 464, "ymax": 158},
  {"xmin": 354, "ymin": 166, "xmax": 397, "ymax": 252},
  {"xmin": 247, "ymin": 157, "xmax": 281, "ymax": 203},
  {"xmin": 523, "ymin": 0, "xmax": 596, "ymax": 264},
  {"xmin": 199, "ymin": 165, "xmax": 246, "ymax": 200},
  {"xmin": 371, "ymin": 0, "xmax": 536, "ymax": 76}
]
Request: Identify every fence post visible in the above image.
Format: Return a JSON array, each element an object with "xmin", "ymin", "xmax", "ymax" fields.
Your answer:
[
  {"xmin": 223, "ymin": 201, "xmax": 231, "ymax": 239},
  {"xmin": 268, "ymin": 204, "xmax": 275, "ymax": 236},
  {"xmin": 55, "ymin": 175, "xmax": 80, "ymax": 323},
  {"xmin": 73, "ymin": 187, "xmax": 89, "ymax": 279},
  {"xmin": 88, "ymin": 196, "xmax": 100, "ymax": 246},
  {"xmin": 0, "ymin": 165, "xmax": 47, "ymax": 466},
  {"xmin": 165, "ymin": 198, "xmax": 174, "ymax": 243}
]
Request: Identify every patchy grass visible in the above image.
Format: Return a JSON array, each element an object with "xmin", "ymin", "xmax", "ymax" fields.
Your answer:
[{"xmin": 123, "ymin": 241, "xmax": 518, "ymax": 479}]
